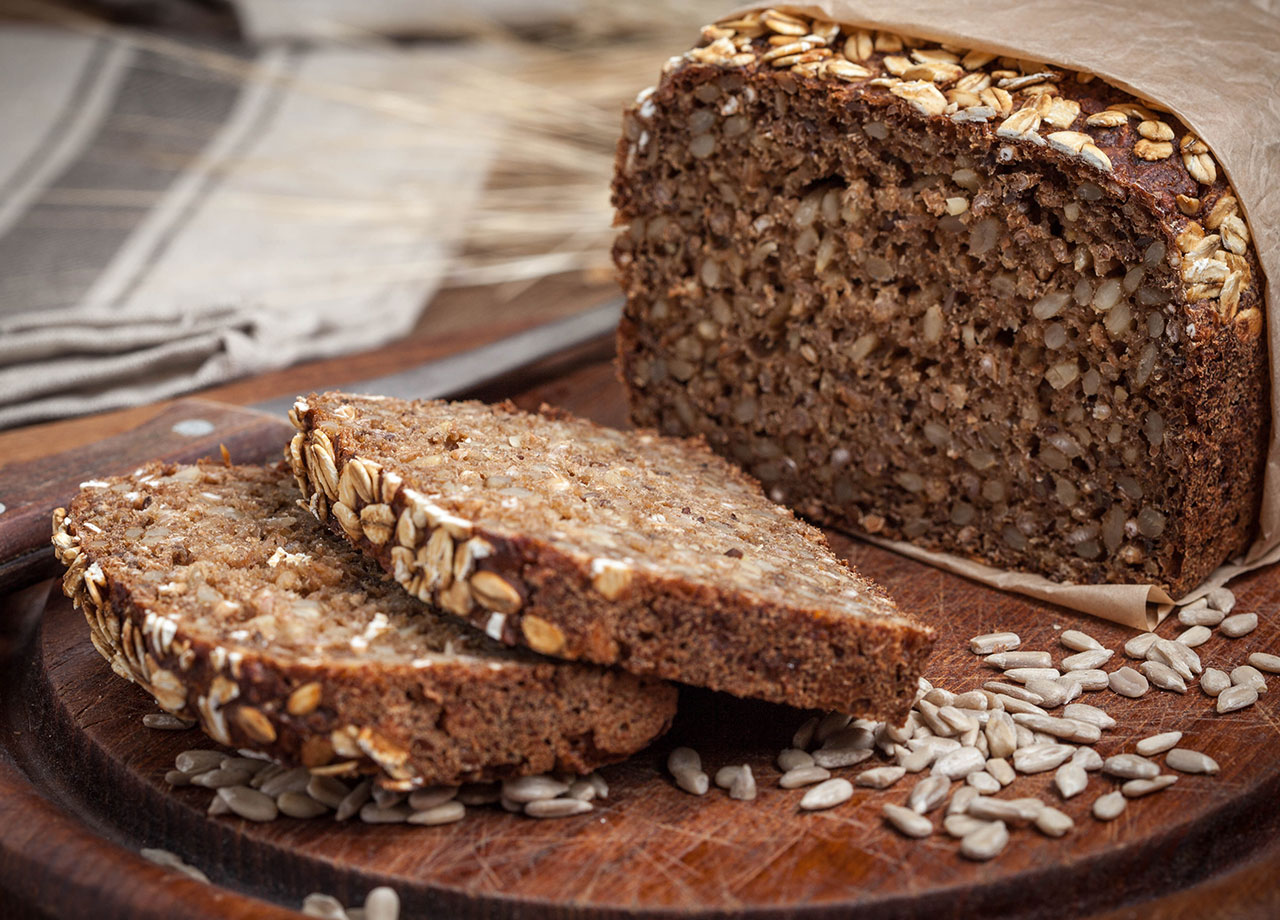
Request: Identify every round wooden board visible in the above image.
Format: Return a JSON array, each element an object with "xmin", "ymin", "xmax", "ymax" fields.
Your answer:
[{"xmin": 5, "ymin": 536, "xmax": 1280, "ymax": 920}]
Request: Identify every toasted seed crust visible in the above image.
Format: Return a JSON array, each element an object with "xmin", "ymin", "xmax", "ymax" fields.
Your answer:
[
  {"xmin": 291, "ymin": 393, "xmax": 935, "ymax": 718},
  {"xmin": 54, "ymin": 463, "xmax": 676, "ymax": 787}
]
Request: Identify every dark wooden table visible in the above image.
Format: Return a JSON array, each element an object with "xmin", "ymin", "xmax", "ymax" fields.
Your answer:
[{"xmin": 2, "ymin": 274, "xmax": 1278, "ymax": 919}]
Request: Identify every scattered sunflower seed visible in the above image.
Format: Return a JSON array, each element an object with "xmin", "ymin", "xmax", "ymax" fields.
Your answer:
[
  {"xmin": 985, "ymin": 651, "xmax": 1054, "ymax": 669},
  {"xmin": 1178, "ymin": 605, "xmax": 1225, "ymax": 627},
  {"xmin": 1035, "ymin": 806, "xmax": 1074, "ymax": 837},
  {"xmin": 944, "ymin": 813, "xmax": 994, "ymax": 838},
  {"xmin": 1220, "ymin": 613, "xmax": 1258, "ymax": 638},
  {"xmin": 1123, "ymin": 633, "xmax": 1159, "ymax": 659},
  {"xmin": 1141, "ymin": 660, "xmax": 1188, "ymax": 694},
  {"xmin": 217, "ymin": 785, "xmax": 279, "ymax": 822},
  {"xmin": 1109, "ymin": 667, "xmax": 1150, "ymax": 698},
  {"xmin": 908, "ymin": 774, "xmax": 951, "ymax": 813},
  {"xmin": 363, "ymin": 887, "xmax": 400, "ymax": 920},
  {"xmin": 1054, "ymin": 763, "xmax": 1088, "ymax": 799},
  {"xmin": 359, "ymin": 803, "xmax": 410, "ymax": 824},
  {"xmin": 1231, "ymin": 665, "xmax": 1268, "ymax": 694},
  {"xmin": 1201, "ymin": 668, "xmax": 1232, "ymax": 697},
  {"xmin": 1071, "ymin": 747, "xmax": 1104, "ymax": 771},
  {"xmin": 966, "ymin": 771, "xmax": 1001, "ymax": 794},
  {"xmin": 729, "ymin": 766, "xmax": 757, "ymax": 801},
  {"xmin": 1062, "ymin": 649, "xmax": 1113, "ymax": 671},
  {"xmin": 1103, "ymin": 754, "xmax": 1160, "ymax": 780},
  {"xmin": 884, "ymin": 802, "xmax": 933, "ymax": 837},
  {"xmin": 407, "ymin": 801, "xmax": 467, "ymax": 825},
  {"xmin": 1061, "ymin": 630, "xmax": 1104, "ymax": 652},
  {"xmin": 525, "ymin": 798, "xmax": 593, "ymax": 818},
  {"xmin": 949, "ymin": 784, "xmax": 980, "ymax": 816},
  {"xmin": 985, "ymin": 758, "xmax": 1016, "ymax": 787},
  {"xmin": 1248, "ymin": 652, "xmax": 1280, "ymax": 674},
  {"xmin": 778, "ymin": 748, "xmax": 815, "ymax": 771},
  {"xmin": 780, "ymin": 764, "xmax": 832, "ymax": 788},
  {"xmin": 856, "ymin": 766, "xmax": 906, "ymax": 789},
  {"xmin": 335, "ymin": 780, "xmax": 373, "ymax": 821},
  {"xmin": 1135, "ymin": 731, "xmax": 1182, "ymax": 756},
  {"xmin": 1062, "ymin": 703, "xmax": 1115, "ymax": 730},
  {"xmin": 301, "ymin": 892, "xmax": 349, "ymax": 919},
  {"xmin": 1206, "ymin": 587, "xmax": 1236, "ymax": 612},
  {"xmin": 503, "ymin": 775, "xmax": 570, "ymax": 803},
  {"xmin": 792, "ymin": 716, "xmax": 820, "ymax": 750},
  {"xmin": 1121, "ymin": 775, "xmax": 1178, "ymax": 798},
  {"xmin": 960, "ymin": 819, "xmax": 1009, "ymax": 860},
  {"xmin": 1004, "ymin": 667, "xmax": 1062, "ymax": 684},
  {"xmin": 970, "ymin": 632, "xmax": 1021, "ymax": 654},
  {"xmin": 1092, "ymin": 791, "xmax": 1126, "ymax": 821},
  {"xmin": 967, "ymin": 795, "xmax": 1044, "ymax": 827},
  {"xmin": 1059, "ymin": 669, "xmax": 1109, "ymax": 691},
  {"xmin": 175, "ymin": 750, "xmax": 224, "ymax": 774},
  {"xmin": 932, "ymin": 746, "xmax": 986, "ymax": 780},
  {"xmin": 140, "ymin": 848, "xmax": 209, "ymax": 884},
  {"xmin": 1176, "ymin": 626, "xmax": 1212, "ymax": 648},
  {"xmin": 800, "ymin": 778, "xmax": 854, "ymax": 811},
  {"xmin": 1013, "ymin": 744, "xmax": 1075, "ymax": 774},
  {"xmin": 278, "ymin": 791, "xmax": 329, "ymax": 819},
  {"xmin": 1217, "ymin": 684, "xmax": 1259, "ymax": 713},
  {"xmin": 1165, "ymin": 748, "xmax": 1220, "ymax": 774}
]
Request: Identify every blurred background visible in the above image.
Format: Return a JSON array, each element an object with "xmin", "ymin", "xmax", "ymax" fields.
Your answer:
[{"xmin": 0, "ymin": 0, "xmax": 725, "ymax": 429}]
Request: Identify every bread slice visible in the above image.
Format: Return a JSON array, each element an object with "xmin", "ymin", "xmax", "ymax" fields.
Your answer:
[
  {"xmin": 288, "ymin": 392, "xmax": 934, "ymax": 719},
  {"xmin": 611, "ymin": 11, "xmax": 1267, "ymax": 596},
  {"xmin": 52, "ymin": 463, "xmax": 677, "ymax": 788}
]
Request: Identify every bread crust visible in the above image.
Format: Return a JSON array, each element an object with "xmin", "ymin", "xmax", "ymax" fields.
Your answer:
[{"xmin": 53, "ymin": 463, "xmax": 676, "ymax": 789}]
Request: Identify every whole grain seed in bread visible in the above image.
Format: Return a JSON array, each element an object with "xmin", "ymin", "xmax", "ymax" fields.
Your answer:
[
  {"xmin": 288, "ymin": 392, "xmax": 934, "ymax": 718},
  {"xmin": 612, "ymin": 9, "xmax": 1267, "ymax": 597},
  {"xmin": 52, "ymin": 463, "xmax": 676, "ymax": 788}
]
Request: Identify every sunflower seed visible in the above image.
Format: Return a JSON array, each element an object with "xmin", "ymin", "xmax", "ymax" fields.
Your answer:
[
  {"xmin": 1231, "ymin": 665, "xmax": 1268, "ymax": 694},
  {"xmin": 1176, "ymin": 625, "xmax": 1212, "ymax": 648},
  {"xmin": 1122, "ymin": 775, "xmax": 1178, "ymax": 798},
  {"xmin": 1217, "ymin": 684, "xmax": 1259, "ymax": 713},
  {"xmin": 960, "ymin": 819, "xmax": 1009, "ymax": 860},
  {"xmin": 1220, "ymin": 613, "xmax": 1258, "ymax": 638},
  {"xmin": 208, "ymin": 795, "xmax": 231, "ymax": 816},
  {"xmin": 525, "ymin": 798, "xmax": 593, "ymax": 818},
  {"xmin": 986, "ymin": 758, "xmax": 1016, "ymax": 787},
  {"xmin": 359, "ymin": 803, "xmax": 409, "ymax": 824},
  {"xmin": 983, "ymin": 711, "xmax": 1018, "ymax": 759},
  {"xmin": 667, "ymin": 747, "xmax": 701, "ymax": 774},
  {"xmin": 1142, "ymin": 660, "xmax": 1188, "ymax": 693},
  {"xmin": 335, "ymin": 780, "xmax": 373, "ymax": 821},
  {"xmin": 301, "ymin": 893, "xmax": 348, "ymax": 919},
  {"xmin": 363, "ymin": 887, "xmax": 399, "ymax": 920},
  {"xmin": 933, "ymin": 746, "xmax": 986, "ymax": 780},
  {"xmin": 1109, "ymin": 667, "xmax": 1150, "ymax": 698},
  {"xmin": 945, "ymin": 813, "xmax": 995, "ymax": 838},
  {"xmin": 780, "ymin": 765, "xmax": 832, "ymax": 788},
  {"xmin": 1165, "ymin": 748, "xmax": 1220, "ymax": 774},
  {"xmin": 190, "ymin": 768, "xmax": 253, "ymax": 789},
  {"xmin": 278, "ymin": 791, "xmax": 329, "ymax": 819},
  {"xmin": 259, "ymin": 767, "xmax": 311, "ymax": 798},
  {"xmin": 141, "ymin": 848, "xmax": 209, "ymax": 884},
  {"xmin": 729, "ymin": 766, "xmax": 757, "ymax": 801},
  {"xmin": 1024, "ymin": 679, "xmax": 1071, "ymax": 708},
  {"xmin": 814, "ymin": 747, "xmax": 875, "ymax": 769},
  {"xmin": 899, "ymin": 747, "xmax": 934, "ymax": 774},
  {"xmin": 714, "ymin": 766, "xmax": 744, "ymax": 789},
  {"xmin": 1063, "ymin": 703, "xmax": 1115, "ymax": 730},
  {"xmin": 1005, "ymin": 668, "xmax": 1062, "ymax": 683},
  {"xmin": 856, "ymin": 766, "xmax": 906, "ymax": 789},
  {"xmin": 1206, "ymin": 587, "xmax": 1236, "ymax": 612},
  {"xmin": 504, "ymin": 775, "xmax": 570, "ymax": 803},
  {"xmin": 953, "ymin": 691, "xmax": 990, "ymax": 710},
  {"xmin": 1054, "ymin": 762, "xmax": 1088, "ymax": 798},
  {"xmin": 909, "ymin": 774, "xmax": 951, "ymax": 813},
  {"xmin": 1062, "ymin": 649, "xmax": 1114, "ymax": 670},
  {"xmin": 792, "ymin": 716, "xmax": 819, "ymax": 749},
  {"xmin": 1035, "ymin": 806, "xmax": 1075, "ymax": 837},
  {"xmin": 1060, "ymin": 629, "xmax": 1104, "ymax": 652},
  {"xmin": 1124, "ymin": 633, "xmax": 1159, "ymax": 659},
  {"xmin": 1015, "ymin": 725, "xmax": 1036, "ymax": 748},
  {"xmin": 1012, "ymin": 713, "xmax": 1101, "ymax": 743},
  {"xmin": 1059, "ymin": 669, "xmax": 1109, "ymax": 691},
  {"xmin": 408, "ymin": 800, "xmax": 467, "ymax": 825},
  {"xmin": 1093, "ymin": 791, "xmax": 1126, "ymax": 821},
  {"xmin": 985, "ymin": 651, "xmax": 1054, "ymax": 669},
  {"xmin": 1249, "ymin": 653, "xmax": 1280, "ymax": 674},
  {"xmin": 965, "ymin": 771, "xmax": 1001, "ymax": 794},
  {"xmin": 778, "ymin": 748, "xmax": 815, "ymax": 771},
  {"xmin": 165, "ymin": 770, "xmax": 193, "ymax": 787},
  {"xmin": 1201, "ymin": 668, "xmax": 1232, "ymax": 697},
  {"xmin": 1147, "ymin": 639, "xmax": 1199, "ymax": 678},
  {"xmin": 217, "ymin": 786, "xmax": 278, "ymax": 822},
  {"xmin": 1135, "ymin": 731, "xmax": 1183, "ymax": 756},
  {"xmin": 1103, "ymin": 754, "xmax": 1160, "ymax": 780},
  {"xmin": 801, "ymin": 778, "xmax": 854, "ymax": 811},
  {"xmin": 405, "ymin": 785, "xmax": 456, "ymax": 811},
  {"xmin": 370, "ymin": 786, "xmax": 405, "ymax": 810},
  {"xmin": 1013, "ymin": 744, "xmax": 1075, "ymax": 774},
  {"xmin": 675, "ymin": 771, "xmax": 709, "ymax": 795},
  {"xmin": 994, "ymin": 694, "xmax": 1049, "ymax": 716},
  {"xmin": 1072, "ymin": 747, "xmax": 1104, "ymax": 771},
  {"xmin": 881, "ymin": 802, "xmax": 932, "ymax": 836},
  {"xmin": 971, "ymin": 632, "xmax": 1021, "ymax": 654},
  {"xmin": 815, "ymin": 711, "xmax": 854, "ymax": 743},
  {"xmin": 967, "ymin": 795, "xmax": 1044, "ymax": 826},
  {"xmin": 1179, "ymin": 605, "xmax": 1225, "ymax": 627},
  {"xmin": 175, "ymin": 750, "xmax": 224, "ymax": 774}
]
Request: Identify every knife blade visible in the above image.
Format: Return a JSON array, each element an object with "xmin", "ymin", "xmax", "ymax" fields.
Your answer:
[
  {"xmin": 252, "ymin": 298, "xmax": 621, "ymax": 417},
  {"xmin": 0, "ymin": 299, "xmax": 622, "ymax": 593}
]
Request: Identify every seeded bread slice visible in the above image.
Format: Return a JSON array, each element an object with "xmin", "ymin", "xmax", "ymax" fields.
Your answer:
[
  {"xmin": 52, "ymin": 463, "xmax": 677, "ymax": 789},
  {"xmin": 289, "ymin": 392, "xmax": 935, "ymax": 718}
]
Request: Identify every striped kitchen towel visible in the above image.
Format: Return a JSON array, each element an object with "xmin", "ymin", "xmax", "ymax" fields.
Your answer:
[{"xmin": 0, "ymin": 19, "xmax": 494, "ymax": 429}]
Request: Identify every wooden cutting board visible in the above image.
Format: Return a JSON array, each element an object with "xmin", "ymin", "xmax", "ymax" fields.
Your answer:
[{"xmin": 3, "ymin": 356, "xmax": 1280, "ymax": 919}]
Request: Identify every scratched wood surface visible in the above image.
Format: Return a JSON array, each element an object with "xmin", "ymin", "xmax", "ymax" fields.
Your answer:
[{"xmin": 3, "ymin": 357, "xmax": 1280, "ymax": 918}]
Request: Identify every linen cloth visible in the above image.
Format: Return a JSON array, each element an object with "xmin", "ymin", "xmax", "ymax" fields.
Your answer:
[{"xmin": 0, "ymin": 18, "xmax": 494, "ymax": 428}]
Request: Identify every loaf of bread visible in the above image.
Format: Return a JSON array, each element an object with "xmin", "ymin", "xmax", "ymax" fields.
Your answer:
[
  {"xmin": 52, "ymin": 463, "xmax": 677, "ymax": 788},
  {"xmin": 611, "ymin": 8, "xmax": 1267, "ymax": 597},
  {"xmin": 287, "ymin": 392, "xmax": 934, "ymax": 719}
]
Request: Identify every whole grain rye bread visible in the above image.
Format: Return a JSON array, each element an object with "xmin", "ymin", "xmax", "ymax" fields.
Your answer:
[
  {"xmin": 611, "ymin": 9, "xmax": 1268, "ymax": 597},
  {"xmin": 287, "ymin": 392, "xmax": 934, "ymax": 719},
  {"xmin": 51, "ymin": 463, "xmax": 676, "ymax": 789}
]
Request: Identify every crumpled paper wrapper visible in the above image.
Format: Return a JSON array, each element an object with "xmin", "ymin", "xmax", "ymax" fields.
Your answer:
[{"xmin": 724, "ymin": 2, "xmax": 1280, "ymax": 629}]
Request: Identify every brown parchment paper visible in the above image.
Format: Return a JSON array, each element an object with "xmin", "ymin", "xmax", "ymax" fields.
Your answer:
[{"xmin": 726, "ymin": 2, "xmax": 1280, "ymax": 629}]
